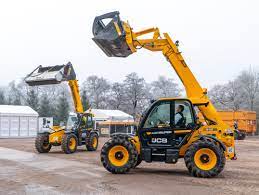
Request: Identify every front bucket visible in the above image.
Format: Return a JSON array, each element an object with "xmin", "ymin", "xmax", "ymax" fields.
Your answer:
[
  {"xmin": 92, "ymin": 11, "xmax": 132, "ymax": 57},
  {"xmin": 25, "ymin": 62, "xmax": 76, "ymax": 86}
]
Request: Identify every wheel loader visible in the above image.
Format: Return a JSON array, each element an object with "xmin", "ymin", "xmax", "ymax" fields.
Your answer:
[
  {"xmin": 25, "ymin": 62, "xmax": 99, "ymax": 154},
  {"xmin": 92, "ymin": 11, "xmax": 236, "ymax": 178}
]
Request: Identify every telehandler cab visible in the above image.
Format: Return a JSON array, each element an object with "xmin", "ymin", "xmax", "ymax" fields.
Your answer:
[
  {"xmin": 25, "ymin": 62, "xmax": 99, "ymax": 154},
  {"xmin": 92, "ymin": 11, "xmax": 236, "ymax": 178}
]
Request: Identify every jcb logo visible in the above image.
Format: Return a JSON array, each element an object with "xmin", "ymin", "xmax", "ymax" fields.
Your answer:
[{"xmin": 151, "ymin": 138, "xmax": 167, "ymax": 144}]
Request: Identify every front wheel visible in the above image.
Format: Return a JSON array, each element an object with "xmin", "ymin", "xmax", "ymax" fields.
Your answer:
[
  {"xmin": 61, "ymin": 134, "xmax": 78, "ymax": 154},
  {"xmin": 86, "ymin": 133, "xmax": 99, "ymax": 151},
  {"xmin": 100, "ymin": 136, "xmax": 138, "ymax": 174},
  {"xmin": 184, "ymin": 139, "xmax": 226, "ymax": 178},
  {"xmin": 35, "ymin": 134, "xmax": 52, "ymax": 153}
]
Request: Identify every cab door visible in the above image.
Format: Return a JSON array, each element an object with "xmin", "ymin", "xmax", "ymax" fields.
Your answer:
[
  {"xmin": 86, "ymin": 115, "xmax": 94, "ymax": 130},
  {"xmin": 138, "ymin": 99, "xmax": 196, "ymax": 148},
  {"xmin": 139, "ymin": 100, "xmax": 175, "ymax": 147},
  {"xmin": 173, "ymin": 100, "xmax": 196, "ymax": 145}
]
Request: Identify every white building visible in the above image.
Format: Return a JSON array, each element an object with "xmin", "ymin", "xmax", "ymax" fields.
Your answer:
[
  {"xmin": 87, "ymin": 109, "xmax": 135, "ymax": 136},
  {"xmin": 89, "ymin": 109, "xmax": 134, "ymax": 122},
  {"xmin": 0, "ymin": 105, "xmax": 39, "ymax": 137}
]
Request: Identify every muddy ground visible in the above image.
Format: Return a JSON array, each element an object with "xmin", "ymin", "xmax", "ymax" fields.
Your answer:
[{"xmin": 0, "ymin": 137, "xmax": 259, "ymax": 195}]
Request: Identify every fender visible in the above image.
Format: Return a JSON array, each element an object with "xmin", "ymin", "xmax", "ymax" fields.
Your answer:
[
  {"xmin": 90, "ymin": 129, "xmax": 100, "ymax": 137},
  {"xmin": 199, "ymin": 135, "xmax": 226, "ymax": 151}
]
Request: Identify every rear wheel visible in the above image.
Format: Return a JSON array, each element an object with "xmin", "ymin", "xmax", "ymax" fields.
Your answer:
[
  {"xmin": 61, "ymin": 134, "xmax": 78, "ymax": 154},
  {"xmin": 101, "ymin": 136, "xmax": 138, "ymax": 174},
  {"xmin": 35, "ymin": 134, "xmax": 52, "ymax": 153},
  {"xmin": 86, "ymin": 133, "xmax": 98, "ymax": 151},
  {"xmin": 184, "ymin": 139, "xmax": 225, "ymax": 178}
]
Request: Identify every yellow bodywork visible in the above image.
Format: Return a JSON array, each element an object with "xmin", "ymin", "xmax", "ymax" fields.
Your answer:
[
  {"xmin": 49, "ymin": 126, "xmax": 65, "ymax": 145},
  {"xmin": 119, "ymin": 22, "xmax": 235, "ymax": 159},
  {"xmin": 48, "ymin": 80, "xmax": 84, "ymax": 145},
  {"xmin": 68, "ymin": 80, "xmax": 84, "ymax": 113}
]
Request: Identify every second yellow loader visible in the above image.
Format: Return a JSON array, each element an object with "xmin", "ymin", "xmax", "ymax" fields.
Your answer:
[{"xmin": 25, "ymin": 62, "xmax": 99, "ymax": 154}]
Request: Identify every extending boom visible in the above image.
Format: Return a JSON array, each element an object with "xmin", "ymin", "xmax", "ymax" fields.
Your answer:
[{"xmin": 92, "ymin": 11, "xmax": 226, "ymax": 127}]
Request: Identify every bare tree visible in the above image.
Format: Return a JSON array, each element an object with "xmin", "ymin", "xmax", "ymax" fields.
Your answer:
[
  {"xmin": 109, "ymin": 82, "xmax": 125, "ymax": 109},
  {"xmin": 26, "ymin": 88, "xmax": 40, "ymax": 111},
  {"xmin": 209, "ymin": 80, "xmax": 245, "ymax": 111},
  {"xmin": 151, "ymin": 76, "xmax": 181, "ymax": 99},
  {"xmin": 237, "ymin": 68, "xmax": 259, "ymax": 110},
  {"xmin": 81, "ymin": 90, "xmax": 90, "ymax": 111},
  {"xmin": 0, "ymin": 88, "xmax": 6, "ymax": 104},
  {"xmin": 38, "ymin": 93, "xmax": 54, "ymax": 117},
  {"xmin": 123, "ymin": 72, "xmax": 147, "ymax": 119},
  {"xmin": 82, "ymin": 76, "xmax": 110, "ymax": 109},
  {"xmin": 209, "ymin": 84, "xmax": 228, "ymax": 109},
  {"xmin": 225, "ymin": 80, "xmax": 245, "ymax": 111},
  {"xmin": 55, "ymin": 90, "xmax": 70, "ymax": 125},
  {"xmin": 6, "ymin": 81, "xmax": 22, "ymax": 105}
]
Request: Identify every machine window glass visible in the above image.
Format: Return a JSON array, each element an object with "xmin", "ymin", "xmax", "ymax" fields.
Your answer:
[
  {"xmin": 66, "ymin": 115, "xmax": 78, "ymax": 129},
  {"xmin": 87, "ymin": 116, "xmax": 93, "ymax": 128},
  {"xmin": 174, "ymin": 101, "xmax": 194, "ymax": 128},
  {"xmin": 80, "ymin": 116, "xmax": 87, "ymax": 128},
  {"xmin": 143, "ymin": 102, "xmax": 170, "ymax": 128}
]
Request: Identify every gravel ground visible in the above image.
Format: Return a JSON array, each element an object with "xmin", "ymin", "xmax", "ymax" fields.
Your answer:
[{"xmin": 0, "ymin": 137, "xmax": 259, "ymax": 195}]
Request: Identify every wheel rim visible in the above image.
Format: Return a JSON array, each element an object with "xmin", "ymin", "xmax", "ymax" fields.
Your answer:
[
  {"xmin": 194, "ymin": 148, "xmax": 217, "ymax": 170},
  {"xmin": 42, "ymin": 137, "xmax": 50, "ymax": 149},
  {"xmin": 42, "ymin": 142, "xmax": 49, "ymax": 149},
  {"xmin": 108, "ymin": 145, "xmax": 129, "ymax": 166},
  {"xmin": 69, "ymin": 137, "xmax": 76, "ymax": 150},
  {"xmin": 92, "ymin": 136, "xmax": 98, "ymax": 149}
]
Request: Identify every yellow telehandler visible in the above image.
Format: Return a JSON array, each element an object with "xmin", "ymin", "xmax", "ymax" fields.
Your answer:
[
  {"xmin": 92, "ymin": 11, "xmax": 236, "ymax": 178},
  {"xmin": 25, "ymin": 62, "xmax": 99, "ymax": 154}
]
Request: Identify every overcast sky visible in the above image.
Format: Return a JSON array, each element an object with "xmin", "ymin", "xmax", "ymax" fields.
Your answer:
[{"xmin": 0, "ymin": 0, "xmax": 258, "ymax": 90}]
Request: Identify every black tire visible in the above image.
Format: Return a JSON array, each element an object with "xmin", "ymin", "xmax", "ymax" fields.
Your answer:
[
  {"xmin": 133, "ymin": 154, "xmax": 142, "ymax": 168},
  {"xmin": 61, "ymin": 133, "xmax": 78, "ymax": 154},
  {"xmin": 184, "ymin": 139, "xmax": 226, "ymax": 178},
  {"xmin": 35, "ymin": 134, "xmax": 52, "ymax": 153},
  {"xmin": 100, "ymin": 136, "xmax": 138, "ymax": 174},
  {"xmin": 86, "ymin": 133, "xmax": 98, "ymax": 151}
]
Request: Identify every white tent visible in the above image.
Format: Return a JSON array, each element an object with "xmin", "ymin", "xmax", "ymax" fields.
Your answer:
[
  {"xmin": 88, "ymin": 109, "xmax": 134, "ymax": 122},
  {"xmin": 0, "ymin": 105, "xmax": 39, "ymax": 137}
]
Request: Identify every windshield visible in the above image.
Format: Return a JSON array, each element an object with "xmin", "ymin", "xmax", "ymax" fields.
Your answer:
[{"xmin": 66, "ymin": 115, "xmax": 78, "ymax": 129}]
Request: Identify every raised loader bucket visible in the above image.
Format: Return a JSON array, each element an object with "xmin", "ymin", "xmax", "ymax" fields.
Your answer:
[
  {"xmin": 92, "ymin": 11, "xmax": 133, "ymax": 57},
  {"xmin": 25, "ymin": 62, "xmax": 76, "ymax": 86}
]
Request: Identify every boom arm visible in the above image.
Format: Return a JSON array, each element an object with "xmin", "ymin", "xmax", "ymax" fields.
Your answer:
[
  {"xmin": 92, "ymin": 11, "xmax": 226, "ymax": 127},
  {"xmin": 68, "ymin": 80, "xmax": 84, "ymax": 113},
  {"xmin": 25, "ymin": 62, "xmax": 84, "ymax": 113}
]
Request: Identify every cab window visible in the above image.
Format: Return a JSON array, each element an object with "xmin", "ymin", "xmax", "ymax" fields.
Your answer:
[
  {"xmin": 87, "ymin": 116, "xmax": 93, "ymax": 128},
  {"xmin": 80, "ymin": 116, "xmax": 87, "ymax": 128},
  {"xmin": 143, "ymin": 101, "xmax": 170, "ymax": 128},
  {"xmin": 175, "ymin": 100, "xmax": 194, "ymax": 129}
]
